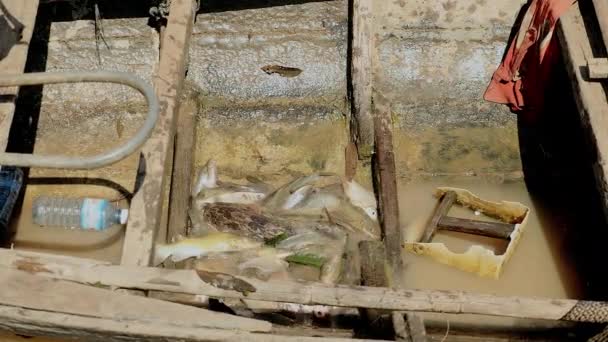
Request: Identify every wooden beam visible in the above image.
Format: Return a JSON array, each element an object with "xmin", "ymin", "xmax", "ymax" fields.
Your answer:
[
  {"xmin": 121, "ymin": 0, "xmax": 196, "ymax": 266},
  {"xmin": 437, "ymin": 217, "xmax": 514, "ymax": 240},
  {"xmin": 359, "ymin": 241, "xmax": 427, "ymax": 341},
  {"xmin": 167, "ymin": 92, "xmax": 197, "ymax": 242},
  {"xmin": 3, "ymin": 248, "xmax": 608, "ymax": 323},
  {"xmin": 420, "ymin": 191, "xmax": 456, "ymax": 243},
  {"xmin": 350, "ymin": 0, "xmax": 374, "ymax": 159},
  {"xmin": 0, "ymin": 0, "xmax": 39, "ymax": 150},
  {"xmin": 358, "ymin": 240, "xmax": 389, "ymax": 328},
  {"xmin": 557, "ymin": 3, "xmax": 608, "ymax": 219},
  {"xmin": 372, "ymin": 86, "xmax": 425, "ymax": 339},
  {"xmin": 0, "ymin": 306, "xmax": 385, "ymax": 342},
  {"xmin": 371, "ymin": 92, "xmax": 404, "ymax": 278},
  {"xmin": 0, "ymin": 268, "xmax": 270, "ymax": 332},
  {"xmin": 587, "ymin": 58, "xmax": 608, "ymax": 80}
]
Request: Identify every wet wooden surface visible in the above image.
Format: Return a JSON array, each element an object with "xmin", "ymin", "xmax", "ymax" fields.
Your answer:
[
  {"xmin": 121, "ymin": 0, "xmax": 196, "ymax": 266},
  {"xmin": 0, "ymin": 0, "xmax": 39, "ymax": 150}
]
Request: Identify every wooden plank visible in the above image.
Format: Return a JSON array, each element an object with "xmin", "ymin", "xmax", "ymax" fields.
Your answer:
[
  {"xmin": 344, "ymin": 141, "xmax": 358, "ymax": 181},
  {"xmin": 372, "ymin": 88, "xmax": 425, "ymax": 339},
  {"xmin": 167, "ymin": 93, "xmax": 196, "ymax": 242},
  {"xmin": 420, "ymin": 191, "xmax": 456, "ymax": 243},
  {"xmin": 392, "ymin": 313, "xmax": 427, "ymax": 342},
  {"xmin": 592, "ymin": 0, "xmax": 608, "ymax": 50},
  {"xmin": 437, "ymin": 216, "xmax": 514, "ymax": 240},
  {"xmin": 557, "ymin": 3, "xmax": 608, "ymax": 219},
  {"xmin": 121, "ymin": 0, "xmax": 195, "ymax": 266},
  {"xmin": 4, "ymin": 248, "xmax": 608, "ymax": 323},
  {"xmin": 359, "ymin": 241, "xmax": 426, "ymax": 341},
  {"xmin": 0, "ymin": 306, "xmax": 386, "ymax": 342},
  {"xmin": 350, "ymin": 0, "xmax": 374, "ymax": 159},
  {"xmin": 0, "ymin": 268, "xmax": 270, "ymax": 332},
  {"xmin": 358, "ymin": 240, "xmax": 389, "ymax": 328},
  {"xmin": 0, "ymin": 302, "xmax": 374, "ymax": 341},
  {"xmin": 371, "ymin": 92, "xmax": 404, "ymax": 278},
  {"xmin": 587, "ymin": 58, "xmax": 608, "ymax": 79},
  {"xmin": 0, "ymin": 0, "xmax": 39, "ymax": 151}
]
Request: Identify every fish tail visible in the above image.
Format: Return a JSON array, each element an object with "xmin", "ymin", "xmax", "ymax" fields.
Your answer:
[{"xmin": 153, "ymin": 244, "xmax": 172, "ymax": 266}]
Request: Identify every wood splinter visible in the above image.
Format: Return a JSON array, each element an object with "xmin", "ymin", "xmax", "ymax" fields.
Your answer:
[{"xmin": 420, "ymin": 191, "xmax": 515, "ymax": 243}]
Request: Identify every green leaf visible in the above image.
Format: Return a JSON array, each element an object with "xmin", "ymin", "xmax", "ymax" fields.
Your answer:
[{"xmin": 285, "ymin": 253, "xmax": 326, "ymax": 268}]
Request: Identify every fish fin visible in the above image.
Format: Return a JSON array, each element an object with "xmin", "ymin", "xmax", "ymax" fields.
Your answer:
[
  {"xmin": 245, "ymin": 175, "xmax": 273, "ymax": 192},
  {"xmin": 192, "ymin": 159, "xmax": 218, "ymax": 197}
]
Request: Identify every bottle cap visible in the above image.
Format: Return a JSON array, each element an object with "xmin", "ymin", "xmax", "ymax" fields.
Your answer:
[{"xmin": 119, "ymin": 209, "xmax": 129, "ymax": 224}]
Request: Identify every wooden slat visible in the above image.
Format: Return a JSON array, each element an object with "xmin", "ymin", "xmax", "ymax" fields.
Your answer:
[
  {"xmin": 121, "ymin": 0, "xmax": 195, "ymax": 266},
  {"xmin": 0, "ymin": 0, "xmax": 39, "ymax": 151},
  {"xmin": 557, "ymin": 3, "xmax": 608, "ymax": 218},
  {"xmin": 167, "ymin": 94, "xmax": 196, "ymax": 242},
  {"xmin": 437, "ymin": 216, "xmax": 514, "ymax": 240},
  {"xmin": 1, "ymin": 248, "xmax": 607, "ymax": 323},
  {"xmin": 0, "ymin": 307, "xmax": 384, "ymax": 342},
  {"xmin": 372, "ymin": 92, "xmax": 404, "ymax": 278},
  {"xmin": 420, "ymin": 191, "xmax": 456, "ymax": 243},
  {"xmin": 372, "ymin": 78, "xmax": 425, "ymax": 340},
  {"xmin": 358, "ymin": 240, "xmax": 389, "ymax": 327},
  {"xmin": 588, "ymin": 57, "xmax": 608, "ymax": 79},
  {"xmin": 0, "ymin": 268, "xmax": 270, "ymax": 332},
  {"xmin": 350, "ymin": 0, "xmax": 374, "ymax": 159},
  {"xmin": 0, "ymin": 272, "xmax": 371, "ymax": 342}
]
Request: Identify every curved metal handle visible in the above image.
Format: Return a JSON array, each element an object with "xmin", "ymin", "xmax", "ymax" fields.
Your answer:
[{"xmin": 0, "ymin": 71, "xmax": 159, "ymax": 169}]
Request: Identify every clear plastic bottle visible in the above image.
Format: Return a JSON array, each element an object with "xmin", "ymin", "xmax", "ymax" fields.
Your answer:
[{"xmin": 32, "ymin": 197, "xmax": 128, "ymax": 231}]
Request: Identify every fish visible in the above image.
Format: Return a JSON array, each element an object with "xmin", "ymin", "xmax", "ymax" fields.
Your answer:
[
  {"xmin": 261, "ymin": 64, "xmax": 303, "ymax": 78},
  {"xmin": 192, "ymin": 159, "xmax": 273, "ymax": 205},
  {"xmin": 153, "ymin": 232, "xmax": 263, "ymax": 266},
  {"xmin": 342, "ymin": 179, "xmax": 378, "ymax": 221},
  {"xmin": 262, "ymin": 173, "xmax": 343, "ymax": 211},
  {"xmin": 276, "ymin": 185, "xmax": 381, "ymax": 240},
  {"xmin": 262, "ymin": 172, "xmax": 378, "ymax": 221},
  {"xmin": 190, "ymin": 202, "xmax": 292, "ymax": 241},
  {"xmin": 192, "ymin": 159, "xmax": 219, "ymax": 196}
]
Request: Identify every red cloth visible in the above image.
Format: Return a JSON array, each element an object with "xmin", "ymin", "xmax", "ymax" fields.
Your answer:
[{"xmin": 483, "ymin": 0, "xmax": 575, "ymax": 119}]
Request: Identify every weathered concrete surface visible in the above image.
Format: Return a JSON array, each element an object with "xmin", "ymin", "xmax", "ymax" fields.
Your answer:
[
  {"xmin": 375, "ymin": 0, "xmax": 526, "ymax": 30},
  {"xmin": 195, "ymin": 104, "xmax": 348, "ymax": 184},
  {"xmin": 28, "ymin": 0, "xmax": 527, "ymax": 189},
  {"xmin": 374, "ymin": 0, "xmax": 526, "ymax": 175},
  {"xmin": 190, "ymin": 1, "xmax": 347, "ymax": 107}
]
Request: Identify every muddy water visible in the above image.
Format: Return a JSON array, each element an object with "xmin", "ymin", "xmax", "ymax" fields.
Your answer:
[{"xmin": 398, "ymin": 177, "xmax": 584, "ymax": 329}]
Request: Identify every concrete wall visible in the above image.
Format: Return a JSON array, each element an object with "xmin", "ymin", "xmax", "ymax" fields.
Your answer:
[
  {"xmin": 32, "ymin": 0, "xmax": 526, "ymax": 183},
  {"xmin": 374, "ymin": 0, "xmax": 526, "ymax": 176}
]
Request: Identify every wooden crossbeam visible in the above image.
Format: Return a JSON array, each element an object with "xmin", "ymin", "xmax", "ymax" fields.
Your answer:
[{"xmin": 121, "ymin": 0, "xmax": 196, "ymax": 266}]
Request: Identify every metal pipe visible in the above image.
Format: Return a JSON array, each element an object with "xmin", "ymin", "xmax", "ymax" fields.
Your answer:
[{"xmin": 0, "ymin": 71, "xmax": 159, "ymax": 169}]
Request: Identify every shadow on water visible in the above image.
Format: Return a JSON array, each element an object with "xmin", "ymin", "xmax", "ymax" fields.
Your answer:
[{"xmin": 517, "ymin": 50, "xmax": 608, "ymax": 301}]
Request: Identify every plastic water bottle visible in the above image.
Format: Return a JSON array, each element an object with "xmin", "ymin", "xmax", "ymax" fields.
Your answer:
[{"xmin": 32, "ymin": 197, "xmax": 128, "ymax": 231}]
